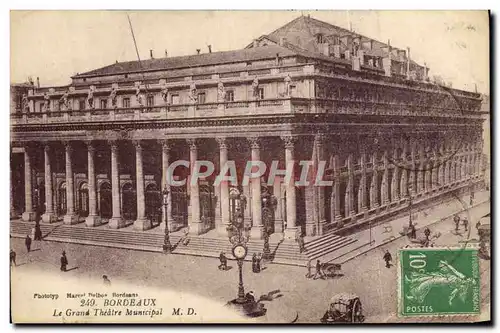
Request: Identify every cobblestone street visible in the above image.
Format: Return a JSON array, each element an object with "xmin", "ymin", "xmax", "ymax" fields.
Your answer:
[{"xmin": 10, "ymin": 198, "xmax": 490, "ymax": 323}]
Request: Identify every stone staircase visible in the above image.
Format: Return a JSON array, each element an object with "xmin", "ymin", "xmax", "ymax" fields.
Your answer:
[
  {"xmin": 303, "ymin": 232, "xmax": 357, "ymax": 261},
  {"xmin": 10, "ymin": 221, "xmax": 357, "ymax": 267}
]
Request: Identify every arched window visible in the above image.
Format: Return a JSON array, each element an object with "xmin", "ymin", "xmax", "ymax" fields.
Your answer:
[
  {"xmin": 79, "ymin": 182, "xmax": 89, "ymax": 217},
  {"xmin": 58, "ymin": 182, "xmax": 67, "ymax": 216}
]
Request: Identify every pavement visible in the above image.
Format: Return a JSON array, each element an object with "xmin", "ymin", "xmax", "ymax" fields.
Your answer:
[{"xmin": 9, "ymin": 190, "xmax": 490, "ymax": 323}]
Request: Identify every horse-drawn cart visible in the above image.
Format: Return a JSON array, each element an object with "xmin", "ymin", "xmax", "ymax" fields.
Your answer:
[{"xmin": 320, "ymin": 293, "xmax": 365, "ymax": 323}]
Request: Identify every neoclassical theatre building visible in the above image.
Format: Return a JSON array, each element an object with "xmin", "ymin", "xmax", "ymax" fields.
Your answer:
[{"xmin": 10, "ymin": 15, "xmax": 485, "ymax": 242}]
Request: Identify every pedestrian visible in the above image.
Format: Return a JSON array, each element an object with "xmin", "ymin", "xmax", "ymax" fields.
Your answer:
[
  {"xmin": 305, "ymin": 259, "xmax": 312, "ymax": 278},
  {"xmin": 218, "ymin": 251, "xmax": 227, "ymax": 271},
  {"xmin": 102, "ymin": 275, "xmax": 111, "ymax": 286},
  {"xmin": 60, "ymin": 251, "xmax": 68, "ymax": 272},
  {"xmin": 383, "ymin": 250, "xmax": 392, "ymax": 268},
  {"xmin": 470, "ymin": 191, "xmax": 475, "ymax": 206},
  {"xmin": 10, "ymin": 249, "xmax": 16, "ymax": 267},
  {"xmin": 256, "ymin": 253, "xmax": 262, "ymax": 273},
  {"xmin": 182, "ymin": 227, "xmax": 190, "ymax": 246},
  {"xmin": 454, "ymin": 215, "xmax": 460, "ymax": 232},
  {"xmin": 476, "ymin": 220, "xmax": 481, "ymax": 231},
  {"xmin": 296, "ymin": 229, "xmax": 305, "ymax": 253},
  {"xmin": 34, "ymin": 222, "xmax": 43, "ymax": 241},
  {"xmin": 252, "ymin": 253, "xmax": 258, "ymax": 273},
  {"xmin": 463, "ymin": 218, "xmax": 469, "ymax": 232},
  {"xmin": 424, "ymin": 227, "xmax": 431, "ymax": 240},
  {"xmin": 313, "ymin": 260, "xmax": 324, "ymax": 280},
  {"xmin": 25, "ymin": 234, "xmax": 32, "ymax": 253}
]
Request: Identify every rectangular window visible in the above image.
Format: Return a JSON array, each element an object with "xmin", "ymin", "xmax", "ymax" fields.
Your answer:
[
  {"xmin": 289, "ymin": 85, "xmax": 296, "ymax": 97},
  {"xmin": 100, "ymin": 99, "xmax": 107, "ymax": 109},
  {"xmin": 146, "ymin": 95, "xmax": 154, "ymax": 107},
  {"xmin": 122, "ymin": 98, "xmax": 130, "ymax": 108},
  {"xmin": 198, "ymin": 92, "xmax": 206, "ymax": 104},
  {"xmin": 171, "ymin": 94, "xmax": 180, "ymax": 105},
  {"xmin": 79, "ymin": 99, "xmax": 86, "ymax": 110},
  {"xmin": 258, "ymin": 87, "xmax": 265, "ymax": 100},
  {"xmin": 226, "ymin": 90, "xmax": 234, "ymax": 102}
]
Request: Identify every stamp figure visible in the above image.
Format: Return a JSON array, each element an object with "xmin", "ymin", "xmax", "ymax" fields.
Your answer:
[{"xmin": 399, "ymin": 248, "xmax": 480, "ymax": 316}]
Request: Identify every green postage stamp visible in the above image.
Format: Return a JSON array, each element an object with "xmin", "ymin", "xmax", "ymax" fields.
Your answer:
[{"xmin": 399, "ymin": 248, "xmax": 480, "ymax": 316}]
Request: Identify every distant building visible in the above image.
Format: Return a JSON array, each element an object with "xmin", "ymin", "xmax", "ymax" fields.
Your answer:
[{"xmin": 10, "ymin": 15, "xmax": 486, "ymax": 245}]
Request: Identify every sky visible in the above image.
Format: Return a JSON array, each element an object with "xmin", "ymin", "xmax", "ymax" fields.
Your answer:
[{"xmin": 10, "ymin": 10, "xmax": 489, "ymax": 94}]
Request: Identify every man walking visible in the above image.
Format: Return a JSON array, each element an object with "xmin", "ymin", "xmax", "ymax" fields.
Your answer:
[
  {"xmin": 60, "ymin": 251, "xmax": 68, "ymax": 272},
  {"xmin": 10, "ymin": 249, "xmax": 16, "ymax": 267},
  {"xmin": 25, "ymin": 234, "xmax": 32, "ymax": 253},
  {"xmin": 383, "ymin": 250, "xmax": 392, "ymax": 268},
  {"xmin": 453, "ymin": 215, "xmax": 460, "ymax": 232},
  {"xmin": 463, "ymin": 218, "xmax": 469, "ymax": 232},
  {"xmin": 218, "ymin": 251, "xmax": 227, "ymax": 271},
  {"xmin": 305, "ymin": 259, "xmax": 312, "ymax": 279},
  {"xmin": 102, "ymin": 275, "xmax": 111, "ymax": 286},
  {"xmin": 313, "ymin": 260, "xmax": 324, "ymax": 280}
]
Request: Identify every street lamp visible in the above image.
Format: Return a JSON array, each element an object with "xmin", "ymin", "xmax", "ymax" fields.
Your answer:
[
  {"xmin": 162, "ymin": 187, "xmax": 172, "ymax": 253},
  {"xmin": 225, "ymin": 193, "xmax": 266, "ymax": 317}
]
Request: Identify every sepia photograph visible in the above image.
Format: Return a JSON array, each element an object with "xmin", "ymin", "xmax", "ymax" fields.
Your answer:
[{"xmin": 9, "ymin": 10, "xmax": 490, "ymax": 324}]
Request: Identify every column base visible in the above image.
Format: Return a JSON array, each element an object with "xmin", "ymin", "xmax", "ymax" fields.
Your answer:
[
  {"xmin": 217, "ymin": 223, "xmax": 231, "ymax": 236},
  {"xmin": 283, "ymin": 227, "xmax": 297, "ymax": 241},
  {"xmin": 133, "ymin": 218, "xmax": 152, "ymax": 231},
  {"xmin": 41, "ymin": 212, "xmax": 57, "ymax": 223},
  {"xmin": 274, "ymin": 219, "xmax": 284, "ymax": 235},
  {"xmin": 317, "ymin": 219, "xmax": 327, "ymax": 236},
  {"xmin": 63, "ymin": 214, "xmax": 79, "ymax": 225},
  {"xmin": 250, "ymin": 225, "xmax": 264, "ymax": 240},
  {"xmin": 188, "ymin": 222, "xmax": 203, "ymax": 235},
  {"xmin": 108, "ymin": 217, "xmax": 125, "ymax": 229},
  {"xmin": 85, "ymin": 215, "xmax": 102, "ymax": 227},
  {"xmin": 22, "ymin": 211, "xmax": 36, "ymax": 222},
  {"xmin": 305, "ymin": 222, "xmax": 317, "ymax": 236}
]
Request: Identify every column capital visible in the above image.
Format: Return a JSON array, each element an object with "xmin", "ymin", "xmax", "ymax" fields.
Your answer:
[
  {"xmin": 132, "ymin": 140, "xmax": 142, "ymax": 150},
  {"xmin": 247, "ymin": 136, "xmax": 260, "ymax": 149},
  {"xmin": 159, "ymin": 139, "xmax": 171, "ymax": 152},
  {"xmin": 85, "ymin": 140, "xmax": 96, "ymax": 152},
  {"xmin": 43, "ymin": 142, "xmax": 52, "ymax": 153},
  {"xmin": 215, "ymin": 136, "xmax": 228, "ymax": 149},
  {"xmin": 281, "ymin": 135, "xmax": 296, "ymax": 149},
  {"xmin": 186, "ymin": 138, "xmax": 197, "ymax": 150},
  {"xmin": 108, "ymin": 139, "xmax": 119, "ymax": 151},
  {"xmin": 62, "ymin": 140, "xmax": 73, "ymax": 153}
]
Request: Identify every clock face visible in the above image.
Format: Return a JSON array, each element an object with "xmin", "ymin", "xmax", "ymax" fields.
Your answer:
[{"xmin": 232, "ymin": 245, "xmax": 247, "ymax": 259}]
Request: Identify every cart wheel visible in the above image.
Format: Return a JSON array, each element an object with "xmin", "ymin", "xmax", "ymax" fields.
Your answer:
[{"xmin": 351, "ymin": 299, "xmax": 363, "ymax": 322}]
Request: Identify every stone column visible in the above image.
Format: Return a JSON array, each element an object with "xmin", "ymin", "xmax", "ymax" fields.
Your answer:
[
  {"xmin": 282, "ymin": 135, "xmax": 297, "ymax": 240},
  {"xmin": 369, "ymin": 151, "xmax": 379, "ymax": 210},
  {"xmin": 409, "ymin": 141, "xmax": 416, "ymax": 195},
  {"xmin": 85, "ymin": 141, "xmax": 101, "ymax": 227},
  {"xmin": 400, "ymin": 145, "xmax": 408, "ymax": 199},
  {"xmin": 358, "ymin": 151, "xmax": 368, "ymax": 212},
  {"xmin": 216, "ymin": 137, "xmax": 230, "ymax": 234},
  {"xmin": 417, "ymin": 144, "xmax": 424, "ymax": 194},
  {"xmin": 109, "ymin": 140, "xmax": 124, "ymax": 228},
  {"xmin": 133, "ymin": 140, "xmax": 151, "ymax": 230},
  {"xmin": 381, "ymin": 150, "xmax": 390, "ymax": 205},
  {"xmin": 248, "ymin": 137, "xmax": 263, "ymax": 239},
  {"xmin": 345, "ymin": 153, "xmax": 356, "ymax": 218},
  {"xmin": 41, "ymin": 144, "xmax": 56, "ymax": 223},
  {"xmin": 331, "ymin": 154, "xmax": 342, "ymax": 226},
  {"xmin": 187, "ymin": 138, "xmax": 202, "ymax": 234},
  {"xmin": 273, "ymin": 175, "xmax": 284, "ymax": 233},
  {"xmin": 63, "ymin": 141, "xmax": 78, "ymax": 224},
  {"xmin": 10, "ymin": 166, "xmax": 16, "ymax": 219},
  {"xmin": 161, "ymin": 140, "xmax": 173, "ymax": 229},
  {"xmin": 22, "ymin": 145, "xmax": 36, "ymax": 221},
  {"xmin": 391, "ymin": 147, "xmax": 400, "ymax": 202},
  {"xmin": 315, "ymin": 133, "xmax": 327, "ymax": 235}
]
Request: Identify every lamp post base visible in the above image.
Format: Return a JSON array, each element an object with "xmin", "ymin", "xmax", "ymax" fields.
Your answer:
[{"xmin": 225, "ymin": 298, "xmax": 267, "ymax": 318}]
